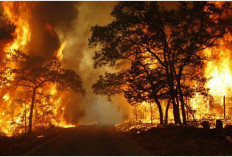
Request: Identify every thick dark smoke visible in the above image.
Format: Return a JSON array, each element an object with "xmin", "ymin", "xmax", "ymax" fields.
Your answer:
[{"xmin": 27, "ymin": 2, "xmax": 78, "ymax": 59}]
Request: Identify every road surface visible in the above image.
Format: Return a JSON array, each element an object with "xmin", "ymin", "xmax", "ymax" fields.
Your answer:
[{"xmin": 25, "ymin": 126, "xmax": 149, "ymax": 156}]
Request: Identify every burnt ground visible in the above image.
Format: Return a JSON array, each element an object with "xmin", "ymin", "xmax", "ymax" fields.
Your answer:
[
  {"xmin": 123, "ymin": 126, "xmax": 232, "ymax": 155},
  {"xmin": 0, "ymin": 127, "xmax": 69, "ymax": 155}
]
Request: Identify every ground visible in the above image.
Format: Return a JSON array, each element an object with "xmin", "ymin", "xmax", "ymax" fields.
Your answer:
[
  {"xmin": 0, "ymin": 127, "xmax": 67, "ymax": 155},
  {"xmin": 124, "ymin": 126, "xmax": 232, "ymax": 155},
  {"xmin": 24, "ymin": 126, "xmax": 148, "ymax": 156},
  {"xmin": 2, "ymin": 125, "xmax": 232, "ymax": 155}
]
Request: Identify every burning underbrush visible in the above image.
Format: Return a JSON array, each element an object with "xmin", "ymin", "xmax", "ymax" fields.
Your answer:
[
  {"xmin": 115, "ymin": 118, "xmax": 232, "ymax": 133},
  {"xmin": 115, "ymin": 121, "xmax": 155, "ymax": 133}
]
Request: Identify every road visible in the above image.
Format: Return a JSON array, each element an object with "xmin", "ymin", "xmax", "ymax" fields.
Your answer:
[{"xmin": 25, "ymin": 126, "xmax": 149, "ymax": 156}]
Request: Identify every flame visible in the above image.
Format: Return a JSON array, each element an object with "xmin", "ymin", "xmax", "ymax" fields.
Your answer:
[
  {"xmin": 205, "ymin": 35, "xmax": 232, "ymax": 97},
  {"xmin": 2, "ymin": 2, "xmax": 31, "ymax": 54},
  {"xmin": 187, "ymin": 32, "xmax": 232, "ymax": 122},
  {"xmin": 0, "ymin": 2, "xmax": 76, "ymax": 137},
  {"xmin": 56, "ymin": 40, "xmax": 68, "ymax": 61},
  {"xmin": 125, "ymin": 3, "xmax": 232, "ymax": 127},
  {"xmin": 3, "ymin": 94, "xmax": 10, "ymax": 101}
]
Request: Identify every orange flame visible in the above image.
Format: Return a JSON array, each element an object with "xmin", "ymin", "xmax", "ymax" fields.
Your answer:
[
  {"xmin": 0, "ymin": 2, "xmax": 75, "ymax": 136},
  {"xmin": 56, "ymin": 40, "xmax": 68, "ymax": 61}
]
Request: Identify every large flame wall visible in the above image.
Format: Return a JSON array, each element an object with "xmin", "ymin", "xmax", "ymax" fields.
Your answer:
[{"xmin": 0, "ymin": 2, "xmax": 128, "ymax": 136}]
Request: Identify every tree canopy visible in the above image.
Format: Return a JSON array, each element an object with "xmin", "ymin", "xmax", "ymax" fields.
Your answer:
[
  {"xmin": 89, "ymin": 2, "xmax": 232, "ymax": 125},
  {"xmin": 5, "ymin": 50, "xmax": 85, "ymax": 136}
]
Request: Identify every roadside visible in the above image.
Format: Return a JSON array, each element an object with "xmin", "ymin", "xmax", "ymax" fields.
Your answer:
[
  {"xmin": 0, "ymin": 127, "xmax": 72, "ymax": 155},
  {"xmin": 123, "ymin": 126, "xmax": 232, "ymax": 155}
]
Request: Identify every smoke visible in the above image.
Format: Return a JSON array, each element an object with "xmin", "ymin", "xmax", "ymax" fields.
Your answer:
[
  {"xmin": 7, "ymin": 2, "xmax": 131, "ymax": 125},
  {"xmin": 27, "ymin": 2, "xmax": 79, "ymax": 59},
  {"xmin": 56, "ymin": 2, "xmax": 131, "ymax": 125}
]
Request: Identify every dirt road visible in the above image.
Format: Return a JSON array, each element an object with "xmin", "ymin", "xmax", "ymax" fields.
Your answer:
[{"xmin": 25, "ymin": 126, "xmax": 148, "ymax": 156}]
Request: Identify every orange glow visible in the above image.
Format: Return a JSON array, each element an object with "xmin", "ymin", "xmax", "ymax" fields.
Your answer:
[
  {"xmin": 2, "ymin": 2, "xmax": 31, "ymax": 54},
  {"xmin": 3, "ymin": 94, "xmax": 10, "ymax": 101},
  {"xmin": 56, "ymin": 40, "xmax": 68, "ymax": 61},
  {"xmin": 188, "ymin": 33, "xmax": 232, "ymax": 122},
  {"xmin": 44, "ymin": 23, "xmax": 56, "ymax": 37},
  {"xmin": 0, "ymin": 2, "xmax": 75, "ymax": 137}
]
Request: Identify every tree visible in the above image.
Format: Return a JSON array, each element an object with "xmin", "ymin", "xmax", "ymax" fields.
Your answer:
[
  {"xmin": 89, "ymin": 2, "xmax": 232, "ymax": 125},
  {"xmin": 7, "ymin": 51, "xmax": 84, "ymax": 136},
  {"xmin": 93, "ymin": 53, "xmax": 169, "ymax": 124},
  {"xmin": 0, "ymin": 14, "xmax": 15, "ymax": 87}
]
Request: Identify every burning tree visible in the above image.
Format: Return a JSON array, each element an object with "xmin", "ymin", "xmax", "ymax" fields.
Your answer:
[
  {"xmin": 89, "ymin": 2, "xmax": 232, "ymax": 125},
  {"xmin": 5, "ymin": 51, "xmax": 84, "ymax": 136}
]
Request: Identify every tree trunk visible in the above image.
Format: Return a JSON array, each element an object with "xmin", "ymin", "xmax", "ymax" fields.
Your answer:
[
  {"xmin": 28, "ymin": 88, "xmax": 36, "ymax": 136},
  {"xmin": 177, "ymin": 78, "xmax": 187, "ymax": 125},
  {"xmin": 155, "ymin": 99, "xmax": 164, "ymax": 125},
  {"xmin": 179, "ymin": 92, "xmax": 187, "ymax": 125},
  {"xmin": 172, "ymin": 98, "xmax": 181, "ymax": 125},
  {"xmin": 167, "ymin": 70, "xmax": 182, "ymax": 125},
  {"xmin": 149, "ymin": 103, "xmax": 153, "ymax": 125},
  {"xmin": 165, "ymin": 99, "xmax": 171, "ymax": 125},
  {"xmin": 24, "ymin": 103, "xmax": 27, "ymax": 136}
]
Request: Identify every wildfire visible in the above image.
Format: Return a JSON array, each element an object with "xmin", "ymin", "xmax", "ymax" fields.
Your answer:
[
  {"xmin": 3, "ymin": 94, "xmax": 10, "ymax": 101},
  {"xmin": 205, "ymin": 34, "xmax": 232, "ymax": 97},
  {"xmin": 56, "ymin": 40, "xmax": 68, "ymax": 61},
  {"xmin": 127, "ymin": 7, "xmax": 232, "ymax": 126},
  {"xmin": 0, "ymin": 2, "xmax": 76, "ymax": 137},
  {"xmin": 2, "ymin": 2, "xmax": 31, "ymax": 53}
]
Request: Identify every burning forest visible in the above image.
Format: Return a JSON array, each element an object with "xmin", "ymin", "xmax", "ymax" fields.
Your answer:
[
  {"xmin": 0, "ymin": 1, "xmax": 232, "ymax": 155},
  {"xmin": 0, "ymin": 1, "xmax": 125, "ymax": 138},
  {"xmin": 0, "ymin": 2, "xmax": 86, "ymax": 137},
  {"xmin": 90, "ymin": 1, "xmax": 232, "ymax": 130},
  {"xmin": 2, "ymin": 1, "xmax": 232, "ymax": 155}
]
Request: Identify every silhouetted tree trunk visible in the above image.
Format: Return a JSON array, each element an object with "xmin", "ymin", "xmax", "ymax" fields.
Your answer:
[
  {"xmin": 167, "ymin": 71, "xmax": 181, "ymax": 125},
  {"xmin": 24, "ymin": 103, "xmax": 27, "ymax": 136},
  {"xmin": 149, "ymin": 103, "xmax": 153, "ymax": 124},
  {"xmin": 176, "ymin": 67, "xmax": 187, "ymax": 125},
  {"xmin": 172, "ymin": 98, "xmax": 181, "ymax": 125},
  {"xmin": 165, "ymin": 99, "xmax": 171, "ymax": 125},
  {"xmin": 28, "ymin": 88, "xmax": 36, "ymax": 136},
  {"xmin": 178, "ymin": 81, "xmax": 187, "ymax": 125},
  {"xmin": 154, "ymin": 99, "xmax": 163, "ymax": 125}
]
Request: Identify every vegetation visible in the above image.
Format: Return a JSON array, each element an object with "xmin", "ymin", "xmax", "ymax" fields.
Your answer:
[
  {"xmin": 2, "ymin": 51, "xmax": 84, "ymax": 136},
  {"xmin": 89, "ymin": 2, "xmax": 232, "ymax": 125}
]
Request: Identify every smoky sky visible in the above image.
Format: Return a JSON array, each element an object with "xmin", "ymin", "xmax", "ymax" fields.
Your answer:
[{"xmin": 28, "ymin": 2, "xmax": 79, "ymax": 59}]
